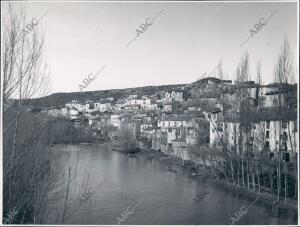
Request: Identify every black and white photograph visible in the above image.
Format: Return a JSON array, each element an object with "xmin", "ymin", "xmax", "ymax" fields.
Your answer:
[{"xmin": 1, "ymin": 0, "xmax": 299, "ymax": 225}]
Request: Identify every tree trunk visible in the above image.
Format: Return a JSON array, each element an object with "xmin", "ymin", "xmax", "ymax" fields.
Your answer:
[
  {"xmin": 284, "ymin": 163, "xmax": 287, "ymax": 204},
  {"xmin": 247, "ymin": 157, "xmax": 250, "ymax": 190},
  {"xmin": 242, "ymin": 155, "xmax": 244, "ymax": 188},
  {"xmin": 252, "ymin": 172, "xmax": 255, "ymax": 191},
  {"xmin": 237, "ymin": 158, "xmax": 240, "ymax": 186},
  {"xmin": 269, "ymin": 167, "xmax": 273, "ymax": 195},
  {"xmin": 62, "ymin": 167, "xmax": 71, "ymax": 223},
  {"xmin": 295, "ymin": 156, "xmax": 297, "ymax": 199},
  {"xmin": 256, "ymin": 160, "xmax": 260, "ymax": 194},
  {"xmin": 230, "ymin": 158, "xmax": 235, "ymax": 185},
  {"xmin": 277, "ymin": 166, "xmax": 280, "ymax": 201},
  {"xmin": 8, "ymin": 88, "xmax": 23, "ymax": 210},
  {"xmin": 209, "ymin": 156, "xmax": 219, "ymax": 181}
]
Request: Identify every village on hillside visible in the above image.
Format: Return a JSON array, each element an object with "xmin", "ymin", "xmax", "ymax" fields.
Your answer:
[
  {"xmin": 37, "ymin": 77, "xmax": 297, "ymax": 172},
  {"xmin": 2, "ymin": 1, "xmax": 298, "ymax": 225}
]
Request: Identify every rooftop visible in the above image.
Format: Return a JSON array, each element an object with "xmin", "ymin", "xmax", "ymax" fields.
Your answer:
[{"xmin": 241, "ymin": 107, "xmax": 297, "ymax": 123}]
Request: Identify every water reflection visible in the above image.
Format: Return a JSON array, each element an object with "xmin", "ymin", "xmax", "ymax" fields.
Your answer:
[{"xmin": 45, "ymin": 144, "xmax": 297, "ymax": 225}]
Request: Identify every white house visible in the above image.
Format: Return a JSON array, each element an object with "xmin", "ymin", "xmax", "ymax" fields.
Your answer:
[
  {"xmin": 140, "ymin": 124, "xmax": 153, "ymax": 132},
  {"xmin": 253, "ymin": 120, "xmax": 298, "ymax": 161},
  {"xmin": 203, "ymin": 108, "xmax": 223, "ymax": 149},
  {"xmin": 80, "ymin": 103, "xmax": 89, "ymax": 112},
  {"xmin": 128, "ymin": 98, "xmax": 151, "ymax": 106},
  {"xmin": 69, "ymin": 107, "xmax": 80, "ymax": 120},
  {"xmin": 93, "ymin": 102, "xmax": 112, "ymax": 112},
  {"xmin": 65, "ymin": 100, "xmax": 82, "ymax": 111},
  {"xmin": 111, "ymin": 114, "xmax": 121, "ymax": 128},
  {"xmin": 165, "ymin": 128, "xmax": 178, "ymax": 143},
  {"xmin": 142, "ymin": 103, "xmax": 157, "ymax": 110},
  {"xmin": 128, "ymin": 94, "xmax": 138, "ymax": 99},
  {"xmin": 158, "ymin": 117, "xmax": 187, "ymax": 128},
  {"xmin": 164, "ymin": 91, "xmax": 184, "ymax": 102},
  {"xmin": 100, "ymin": 103, "xmax": 112, "ymax": 112}
]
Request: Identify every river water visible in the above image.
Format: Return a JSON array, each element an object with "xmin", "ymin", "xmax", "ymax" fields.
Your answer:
[{"xmin": 44, "ymin": 144, "xmax": 297, "ymax": 225}]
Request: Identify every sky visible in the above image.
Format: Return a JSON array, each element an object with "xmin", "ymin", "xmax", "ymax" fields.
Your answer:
[{"xmin": 2, "ymin": 1, "xmax": 298, "ymax": 96}]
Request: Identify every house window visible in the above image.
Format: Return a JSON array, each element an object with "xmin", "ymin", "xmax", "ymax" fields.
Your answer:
[
  {"xmin": 208, "ymin": 114, "xmax": 211, "ymax": 119},
  {"xmin": 282, "ymin": 121, "xmax": 287, "ymax": 129},
  {"xmin": 283, "ymin": 152, "xmax": 290, "ymax": 162},
  {"xmin": 266, "ymin": 131, "xmax": 270, "ymax": 139},
  {"xmin": 270, "ymin": 152, "xmax": 274, "ymax": 160},
  {"xmin": 266, "ymin": 121, "xmax": 270, "ymax": 129},
  {"xmin": 282, "ymin": 132, "xmax": 287, "ymax": 141},
  {"xmin": 265, "ymin": 141, "xmax": 270, "ymax": 150}
]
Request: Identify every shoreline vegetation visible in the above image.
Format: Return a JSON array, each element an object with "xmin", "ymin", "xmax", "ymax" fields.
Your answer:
[
  {"xmin": 57, "ymin": 137, "xmax": 297, "ymax": 220},
  {"xmin": 51, "ymin": 139, "xmax": 298, "ymax": 222},
  {"xmin": 3, "ymin": 111, "xmax": 97, "ymax": 224},
  {"xmin": 102, "ymin": 141, "xmax": 297, "ymax": 217},
  {"xmin": 47, "ymin": 118, "xmax": 298, "ymax": 218}
]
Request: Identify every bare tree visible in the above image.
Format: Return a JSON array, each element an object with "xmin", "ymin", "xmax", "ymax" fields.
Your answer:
[
  {"xmin": 2, "ymin": 2, "xmax": 51, "ymax": 224},
  {"xmin": 236, "ymin": 52, "xmax": 250, "ymax": 82},
  {"xmin": 274, "ymin": 36, "xmax": 295, "ymax": 84},
  {"xmin": 256, "ymin": 60, "xmax": 262, "ymax": 85},
  {"xmin": 273, "ymin": 36, "xmax": 296, "ymax": 203},
  {"xmin": 2, "ymin": 2, "xmax": 49, "ymax": 133},
  {"xmin": 217, "ymin": 58, "xmax": 224, "ymax": 80},
  {"xmin": 236, "ymin": 52, "xmax": 251, "ymax": 189},
  {"xmin": 119, "ymin": 124, "xmax": 136, "ymax": 151}
]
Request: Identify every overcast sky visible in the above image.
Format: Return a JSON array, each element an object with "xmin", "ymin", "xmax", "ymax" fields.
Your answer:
[{"xmin": 4, "ymin": 1, "xmax": 298, "ymax": 95}]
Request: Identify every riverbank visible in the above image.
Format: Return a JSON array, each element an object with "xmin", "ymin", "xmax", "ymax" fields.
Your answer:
[
  {"xmin": 103, "ymin": 141, "xmax": 297, "ymax": 221},
  {"xmin": 46, "ymin": 143, "xmax": 297, "ymax": 224},
  {"xmin": 133, "ymin": 148, "xmax": 298, "ymax": 218}
]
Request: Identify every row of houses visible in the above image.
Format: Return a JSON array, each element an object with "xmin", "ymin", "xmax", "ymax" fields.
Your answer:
[
  {"xmin": 39, "ymin": 78, "xmax": 298, "ymax": 163},
  {"xmin": 207, "ymin": 105, "xmax": 297, "ymax": 162}
]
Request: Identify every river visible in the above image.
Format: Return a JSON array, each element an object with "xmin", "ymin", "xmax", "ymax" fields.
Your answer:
[{"xmin": 44, "ymin": 144, "xmax": 297, "ymax": 225}]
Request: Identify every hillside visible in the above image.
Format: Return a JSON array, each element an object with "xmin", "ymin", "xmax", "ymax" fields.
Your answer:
[
  {"xmin": 22, "ymin": 78, "xmax": 297, "ymax": 108},
  {"xmin": 24, "ymin": 83, "xmax": 187, "ymax": 107}
]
